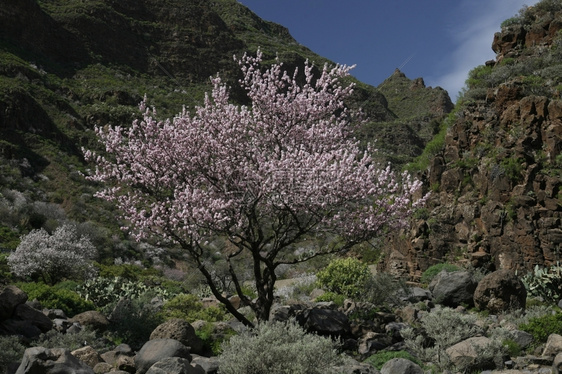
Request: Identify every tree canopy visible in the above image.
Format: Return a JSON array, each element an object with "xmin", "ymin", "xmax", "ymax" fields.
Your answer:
[{"xmin": 85, "ymin": 50, "xmax": 425, "ymax": 325}]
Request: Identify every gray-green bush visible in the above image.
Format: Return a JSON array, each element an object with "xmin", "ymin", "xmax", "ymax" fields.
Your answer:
[
  {"xmin": 401, "ymin": 306, "xmax": 483, "ymax": 371},
  {"xmin": 0, "ymin": 335, "xmax": 25, "ymax": 374},
  {"xmin": 219, "ymin": 321, "xmax": 342, "ymax": 374}
]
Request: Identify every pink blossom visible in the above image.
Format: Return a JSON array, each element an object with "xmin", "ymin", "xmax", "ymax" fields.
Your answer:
[{"xmin": 84, "ymin": 49, "xmax": 427, "ymax": 324}]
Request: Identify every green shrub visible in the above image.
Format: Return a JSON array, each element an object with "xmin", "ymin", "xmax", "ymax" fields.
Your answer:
[
  {"xmin": 420, "ymin": 263, "xmax": 461, "ymax": 284},
  {"xmin": 404, "ymin": 108, "xmax": 456, "ymax": 172},
  {"xmin": 316, "ymin": 257, "xmax": 370, "ymax": 299},
  {"xmin": 15, "ymin": 282, "xmax": 95, "ymax": 317},
  {"xmin": 0, "ymin": 335, "xmax": 25, "ymax": 373},
  {"xmin": 466, "ymin": 65, "xmax": 494, "ymax": 89},
  {"xmin": 95, "ymin": 263, "xmax": 144, "ymax": 280},
  {"xmin": 364, "ymin": 350, "xmax": 422, "ymax": 370},
  {"xmin": 501, "ymin": 17, "xmax": 522, "ymax": 28},
  {"xmin": 315, "ymin": 291, "xmax": 345, "ymax": 306},
  {"xmin": 219, "ymin": 321, "xmax": 342, "ymax": 374},
  {"xmin": 160, "ymin": 293, "xmax": 226, "ymax": 323},
  {"xmin": 520, "ymin": 312, "xmax": 562, "ymax": 343},
  {"xmin": 502, "ymin": 338, "xmax": 522, "ymax": 357},
  {"xmin": 196, "ymin": 321, "xmax": 237, "ymax": 356},
  {"xmin": 0, "ymin": 252, "xmax": 13, "ymax": 282},
  {"xmin": 0, "ymin": 225, "xmax": 20, "ymax": 251}
]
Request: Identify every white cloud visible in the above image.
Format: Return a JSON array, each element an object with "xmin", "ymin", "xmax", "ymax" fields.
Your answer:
[{"xmin": 429, "ymin": 0, "xmax": 538, "ymax": 101}]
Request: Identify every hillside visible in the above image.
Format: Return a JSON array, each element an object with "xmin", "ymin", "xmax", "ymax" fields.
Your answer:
[
  {"xmin": 380, "ymin": 3, "xmax": 562, "ymax": 280},
  {"xmin": 0, "ymin": 0, "xmax": 450, "ymax": 257}
]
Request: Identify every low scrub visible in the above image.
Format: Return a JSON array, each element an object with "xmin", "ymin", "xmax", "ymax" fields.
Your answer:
[
  {"xmin": 219, "ymin": 321, "xmax": 342, "ymax": 374},
  {"xmin": 520, "ymin": 312, "xmax": 562, "ymax": 343},
  {"xmin": 420, "ymin": 263, "xmax": 460, "ymax": 284},
  {"xmin": 15, "ymin": 282, "xmax": 95, "ymax": 317},
  {"xmin": 364, "ymin": 350, "xmax": 422, "ymax": 370}
]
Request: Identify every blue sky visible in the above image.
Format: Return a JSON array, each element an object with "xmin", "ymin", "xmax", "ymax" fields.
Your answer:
[{"xmin": 238, "ymin": 0, "xmax": 537, "ymax": 101}]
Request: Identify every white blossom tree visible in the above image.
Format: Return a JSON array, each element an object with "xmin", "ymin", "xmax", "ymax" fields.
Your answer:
[
  {"xmin": 85, "ymin": 50, "xmax": 426, "ymax": 325},
  {"xmin": 8, "ymin": 224, "xmax": 97, "ymax": 284}
]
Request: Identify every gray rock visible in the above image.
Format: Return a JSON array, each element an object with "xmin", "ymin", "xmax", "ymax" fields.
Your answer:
[
  {"xmin": 380, "ymin": 358, "xmax": 423, "ymax": 374},
  {"xmin": 134, "ymin": 338, "xmax": 191, "ymax": 374},
  {"xmin": 543, "ymin": 334, "xmax": 562, "ymax": 357},
  {"xmin": 553, "ymin": 351, "xmax": 562, "ymax": 374},
  {"xmin": 445, "ymin": 336, "xmax": 494, "ymax": 371},
  {"xmin": 404, "ymin": 287, "xmax": 432, "ymax": 303},
  {"xmin": 509, "ymin": 329, "xmax": 534, "ymax": 349},
  {"xmin": 53, "ymin": 318, "xmax": 72, "ymax": 332},
  {"xmin": 93, "ymin": 362, "xmax": 113, "ymax": 374},
  {"xmin": 69, "ymin": 310, "xmax": 109, "ymax": 332},
  {"xmin": 150, "ymin": 318, "xmax": 204, "ymax": 355},
  {"xmin": 358, "ymin": 332, "xmax": 393, "ymax": 355},
  {"xmin": 16, "ymin": 347, "xmax": 94, "ymax": 374},
  {"xmin": 190, "ymin": 355, "xmax": 219, "ymax": 374},
  {"xmin": 145, "ymin": 357, "xmax": 205, "ymax": 374},
  {"xmin": 71, "ymin": 346, "xmax": 101, "ymax": 369},
  {"xmin": 473, "ymin": 269, "xmax": 526, "ymax": 313},
  {"xmin": 0, "ymin": 318, "xmax": 43, "ymax": 338},
  {"xmin": 430, "ymin": 270, "xmax": 477, "ymax": 307},
  {"xmin": 0, "ymin": 285, "xmax": 27, "ymax": 321},
  {"xmin": 115, "ymin": 355, "xmax": 135, "ymax": 373},
  {"xmin": 13, "ymin": 303, "xmax": 53, "ymax": 332},
  {"xmin": 295, "ymin": 307, "xmax": 352, "ymax": 338},
  {"xmin": 44, "ymin": 308, "xmax": 67, "ymax": 319}
]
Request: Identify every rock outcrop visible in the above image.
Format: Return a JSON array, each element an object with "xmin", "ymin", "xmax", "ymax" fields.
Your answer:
[{"xmin": 381, "ymin": 6, "xmax": 562, "ymax": 279}]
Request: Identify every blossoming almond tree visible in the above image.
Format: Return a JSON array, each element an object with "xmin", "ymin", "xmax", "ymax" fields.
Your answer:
[{"xmin": 84, "ymin": 50, "xmax": 425, "ymax": 326}]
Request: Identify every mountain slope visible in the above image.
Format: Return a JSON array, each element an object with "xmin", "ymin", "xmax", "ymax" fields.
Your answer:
[{"xmin": 0, "ymin": 0, "xmax": 450, "ymax": 260}]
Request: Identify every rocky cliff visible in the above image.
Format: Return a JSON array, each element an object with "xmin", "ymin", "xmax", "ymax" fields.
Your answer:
[{"xmin": 380, "ymin": 4, "xmax": 562, "ymax": 280}]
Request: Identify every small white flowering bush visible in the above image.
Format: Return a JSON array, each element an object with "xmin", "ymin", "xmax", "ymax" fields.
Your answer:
[{"xmin": 8, "ymin": 224, "xmax": 97, "ymax": 284}]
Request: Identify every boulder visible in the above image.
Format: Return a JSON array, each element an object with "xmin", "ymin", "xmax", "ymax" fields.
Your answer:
[
  {"xmin": 445, "ymin": 336, "xmax": 495, "ymax": 371},
  {"xmin": 115, "ymin": 355, "xmax": 136, "ymax": 373},
  {"xmin": 473, "ymin": 269, "xmax": 527, "ymax": 313},
  {"xmin": 0, "ymin": 318, "xmax": 43, "ymax": 338},
  {"xmin": 13, "ymin": 303, "xmax": 53, "ymax": 332},
  {"xmin": 430, "ymin": 270, "xmax": 477, "ymax": 307},
  {"xmin": 71, "ymin": 345, "xmax": 102, "ymax": 369},
  {"xmin": 16, "ymin": 347, "xmax": 94, "ymax": 374},
  {"xmin": 0, "ymin": 285, "xmax": 27, "ymax": 321},
  {"xmin": 358, "ymin": 332, "xmax": 393, "ymax": 355},
  {"xmin": 403, "ymin": 287, "xmax": 432, "ymax": 303},
  {"xmin": 44, "ymin": 308, "xmax": 67, "ymax": 319},
  {"xmin": 134, "ymin": 338, "xmax": 191, "ymax": 374},
  {"xmin": 190, "ymin": 355, "xmax": 219, "ymax": 374},
  {"xmin": 69, "ymin": 310, "xmax": 109, "ymax": 331},
  {"xmin": 93, "ymin": 362, "xmax": 113, "ymax": 374},
  {"xmin": 150, "ymin": 318, "xmax": 204, "ymax": 355},
  {"xmin": 145, "ymin": 357, "xmax": 205, "ymax": 374},
  {"xmin": 543, "ymin": 334, "xmax": 562, "ymax": 357},
  {"xmin": 295, "ymin": 307, "xmax": 352, "ymax": 339},
  {"xmin": 380, "ymin": 358, "xmax": 423, "ymax": 374},
  {"xmin": 553, "ymin": 351, "xmax": 562, "ymax": 374},
  {"xmin": 509, "ymin": 330, "xmax": 534, "ymax": 350}
]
